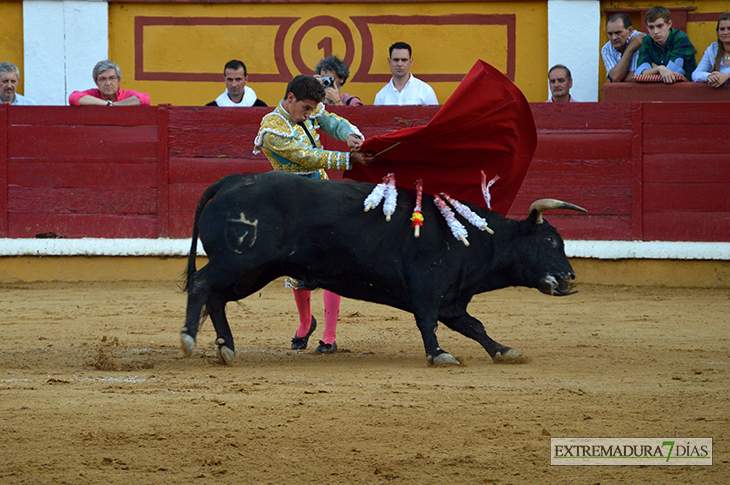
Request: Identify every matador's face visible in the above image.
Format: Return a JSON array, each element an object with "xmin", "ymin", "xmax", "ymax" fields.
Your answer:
[{"xmin": 283, "ymin": 92, "xmax": 317, "ymax": 123}]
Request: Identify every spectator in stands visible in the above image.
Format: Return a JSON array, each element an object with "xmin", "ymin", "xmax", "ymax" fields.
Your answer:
[
  {"xmin": 313, "ymin": 55, "xmax": 362, "ymax": 106},
  {"xmin": 546, "ymin": 64, "xmax": 577, "ymax": 103},
  {"xmin": 0, "ymin": 62, "xmax": 37, "ymax": 105},
  {"xmin": 206, "ymin": 59, "xmax": 267, "ymax": 107},
  {"xmin": 69, "ymin": 60, "xmax": 150, "ymax": 106},
  {"xmin": 374, "ymin": 42, "xmax": 438, "ymax": 106},
  {"xmin": 602, "ymin": 13, "xmax": 646, "ymax": 82},
  {"xmin": 692, "ymin": 12, "xmax": 730, "ymax": 88},
  {"xmin": 635, "ymin": 6, "xmax": 697, "ymax": 82}
]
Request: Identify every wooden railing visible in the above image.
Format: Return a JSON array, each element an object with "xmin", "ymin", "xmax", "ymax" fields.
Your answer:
[
  {"xmin": 603, "ymin": 82, "xmax": 730, "ymax": 102},
  {"xmin": 1, "ymin": 102, "xmax": 728, "ymax": 242}
]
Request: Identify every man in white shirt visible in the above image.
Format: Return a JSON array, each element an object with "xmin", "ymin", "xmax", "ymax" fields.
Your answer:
[
  {"xmin": 206, "ymin": 59, "xmax": 267, "ymax": 107},
  {"xmin": 373, "ymin": 42, "xmax": 439, "ymax": 106},
  {"xmin": 0, "ymin": 62, "xmax": 37, "ymax": 105},
  {"xmin": 601, "ymin": 13, "xmax": 645, "ymax": 82}
]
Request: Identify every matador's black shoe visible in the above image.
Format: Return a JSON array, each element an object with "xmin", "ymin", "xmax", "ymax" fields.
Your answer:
[
  {"xmin": 315, "ymin": 340, "xmax": 338, "ymax": 354},
  {"xmin": 291, "ymin": 316, "xmax": 317, "ymax": 350}
]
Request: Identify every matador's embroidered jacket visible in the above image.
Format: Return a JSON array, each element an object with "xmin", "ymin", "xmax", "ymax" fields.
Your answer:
[{"xmin": 253, "ymin": 101, "xmax": 363, "ymax": 175}]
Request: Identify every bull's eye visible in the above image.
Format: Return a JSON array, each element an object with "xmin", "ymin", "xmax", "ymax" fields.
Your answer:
[{"xmin": 546, "ymin": 236, "xmax": 557, "ymax": 248}]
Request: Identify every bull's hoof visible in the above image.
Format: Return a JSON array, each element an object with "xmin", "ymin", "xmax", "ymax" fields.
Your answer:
[
  {"xmin": 493, "ymin": 348, "xmax": 527, "ymax": 364},
  {"xmin": 217, "ymin": 345, "xmax": 235, "ymax": 365},
  {"xmin": 427, "ymin": 352, "xmax": 460, "ymax": 365},
  {"xmin": 180, "ymin": 333, "xmax": 196, "ymax": 357}
]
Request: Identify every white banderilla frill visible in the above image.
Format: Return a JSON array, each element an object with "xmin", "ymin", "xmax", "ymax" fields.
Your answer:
[{"xmin": 433, "ymin": 195, "xmax": 470, "ymax": 246}]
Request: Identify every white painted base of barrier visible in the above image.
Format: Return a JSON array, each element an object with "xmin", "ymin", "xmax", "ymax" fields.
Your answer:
[{"xmin": 0, "ymin": 239, "xmax": 728, "ymax": 260}]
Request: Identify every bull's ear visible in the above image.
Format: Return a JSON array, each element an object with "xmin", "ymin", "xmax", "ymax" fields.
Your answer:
[{"xmin": 527, "ymin": 199, "xmax": 587, "ymax": 225}]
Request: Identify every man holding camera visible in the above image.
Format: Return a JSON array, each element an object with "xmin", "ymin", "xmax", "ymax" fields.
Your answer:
[{"xmin": 314, "ymin": 55, "xmax": 363, "ymax": 106}]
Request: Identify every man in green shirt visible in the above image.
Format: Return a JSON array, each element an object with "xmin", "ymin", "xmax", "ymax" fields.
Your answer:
[{"xmin": 636, "ymin": 6, "xmax": 697, "ymax": 82}]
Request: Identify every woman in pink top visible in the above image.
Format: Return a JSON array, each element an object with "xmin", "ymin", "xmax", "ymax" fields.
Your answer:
[{"xmin": 69, "ymin": 60, "xmax": 151, "ymax": 106}]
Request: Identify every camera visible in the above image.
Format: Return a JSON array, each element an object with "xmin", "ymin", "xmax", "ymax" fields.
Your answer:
[{"xmin": 321, "ymin": 76, "xmax": 335, "ymax": 88}]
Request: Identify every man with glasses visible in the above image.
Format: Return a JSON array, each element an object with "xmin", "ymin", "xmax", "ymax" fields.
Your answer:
[{"xmin": 69, "ymin": 60, "xmax": 150, "ymax": 106}]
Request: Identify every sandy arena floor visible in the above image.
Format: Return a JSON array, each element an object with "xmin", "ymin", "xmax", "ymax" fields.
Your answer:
[{"xmin": 0, "ymin": 279, "xmax": 728, "ymax": 484}]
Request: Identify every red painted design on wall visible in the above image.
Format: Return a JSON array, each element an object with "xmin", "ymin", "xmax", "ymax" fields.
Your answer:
[
  {"xmin": 351, "ymin": 14, "xmax": 516, "ymax": 82},
  {"xmin": 133, "ymin": 14, "xmax": 516, "ymax": 83},
  {"xmin": 134, "ymin": 16, "xmax": 298, "ymax": 83},
  {"xmin": 291, "ymin": 16, "xmax": 356, "ymax": 75}
]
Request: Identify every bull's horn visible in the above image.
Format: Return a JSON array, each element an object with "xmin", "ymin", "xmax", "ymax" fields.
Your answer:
[{"xmin": 528, "ymin": 199, "xmax": 587, "ymax": 224}]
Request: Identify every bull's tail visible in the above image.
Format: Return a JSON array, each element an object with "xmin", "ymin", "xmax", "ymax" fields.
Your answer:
[{"xmin": 183, "ymin": 179, "xmax": 226, "ymax": 292}]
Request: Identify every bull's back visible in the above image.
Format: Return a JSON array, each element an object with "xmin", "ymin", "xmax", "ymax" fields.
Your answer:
[
  {"xmin": 198, "ymin": 173, "xmax": 431, "ymax": 286},
  {"xmin": 198, "ymin": 172, "xmax": 384, "ymax": 258}
]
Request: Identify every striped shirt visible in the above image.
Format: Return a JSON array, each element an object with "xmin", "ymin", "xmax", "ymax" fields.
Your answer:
[{"xmin": 601, "ymin": 30, "xmax": 641, "ymax": 80}]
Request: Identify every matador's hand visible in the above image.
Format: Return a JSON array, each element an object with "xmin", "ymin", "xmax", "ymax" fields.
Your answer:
[
  {"xmin": 351, "ymin": 151, "xmax": 374, "ymax": 166},
  {"xmin": 347, "ymin": 134, "xmax": 363, "ymax": 150}
]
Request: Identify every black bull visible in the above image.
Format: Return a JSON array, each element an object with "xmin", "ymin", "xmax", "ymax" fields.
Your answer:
[{"xmin": 182, "ymin": 171, "xmax": 586, "ymax": 365}]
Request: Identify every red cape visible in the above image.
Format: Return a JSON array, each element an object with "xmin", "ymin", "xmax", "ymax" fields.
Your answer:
[{"xmin": 348, "ymin": 60, "xmax": 536, "ymax": 216}]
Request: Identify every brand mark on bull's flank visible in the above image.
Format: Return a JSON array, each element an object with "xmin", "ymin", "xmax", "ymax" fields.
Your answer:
[{"xmin": 228, "ymin": 212, "xmax": 259, "ymax": 250}]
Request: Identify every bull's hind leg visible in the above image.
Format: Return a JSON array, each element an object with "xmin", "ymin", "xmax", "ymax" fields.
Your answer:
[
  {"xmin": 181, "ymin": 268, "xmax": 211, "ymax": 357},
  {"xmin": 182, "ymin": 260, "xmax": 268, "ymax": 362},
  {"xmin": 440, "ymin": 313, "xmax": 524, "ymax": 364},
  {"xmin": 206, "ymin": 293, "xmax": 236, "ymax": 365}
]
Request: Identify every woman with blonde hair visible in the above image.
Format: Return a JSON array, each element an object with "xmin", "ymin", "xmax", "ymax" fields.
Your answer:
[{"xmin": 692, "ymin": 12, "xmax": 730, "ymax": 87}]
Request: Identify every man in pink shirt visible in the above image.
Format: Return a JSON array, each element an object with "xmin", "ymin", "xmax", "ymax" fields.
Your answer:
[
  {"xmin": 69, "ymin": 60, "xmax": 150, "ymax": 106},
  {"xmin": 546, "ymin": 64, "xmax": 578, "ymax": 103}
]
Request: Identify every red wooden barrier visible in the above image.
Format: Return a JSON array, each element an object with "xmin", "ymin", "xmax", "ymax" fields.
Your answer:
[
  {"xmin": 0, "ymin": 104, "xmax": 7, "ymax": 236},
  {"xmin": 603, "ymin": 82, "xmax": 730, "ymax": 102},
  {"xmin": 1, "ymin": 102, "xmax": 728, "ymax": 242},
  {"xmin": 5, "ymin": 107, "xmax": 159, "ymax": 238}
]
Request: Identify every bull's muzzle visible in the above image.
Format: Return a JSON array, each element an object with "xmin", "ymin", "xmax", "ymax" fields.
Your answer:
[{"xmin": 539, "ymin": 271, "xmax": 578, "ymax": 296}]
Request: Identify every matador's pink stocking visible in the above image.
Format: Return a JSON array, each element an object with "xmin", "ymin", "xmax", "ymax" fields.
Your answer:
[
  {"xmin": 293, "ymin": 289, "xmax": 312, "ymax": 338},
  {"xmin": 322, "ymin": 290, "xmax": 341, "ymax": 344}
]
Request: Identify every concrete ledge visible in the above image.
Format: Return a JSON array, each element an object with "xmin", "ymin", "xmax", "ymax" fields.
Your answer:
[
  {"xmin": 566, "ymin": 241, "xmax": 730, "ymax": 260},
  {"xmin": 571, "ymin": 258, "xmax": 730, "ymax": 288},
  {"xmin": 0, "ymin": 256, "xmax": 207, "ymax": 283},
  {"xmin": 1, "ymin": 255, "xmax": 728, "ymax": 288},
  {"xmin": 0, "ymin": 239, "xmax": 199, "ymax": 257},
  {"xmin": 1, "ymin": 239, "xmax": 729, "ymax": 260},
  {"xmin": 2, "ymin": 239, "xmax": 728, "ymax": 286}
]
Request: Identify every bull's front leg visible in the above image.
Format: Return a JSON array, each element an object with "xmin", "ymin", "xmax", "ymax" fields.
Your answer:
[
  {"xmin": 440, "ymin": 313, "xmax": 525, "ymax": 364},
  {"xmin": 413, "ymin": 312, "xmax": 460, "ymax": 365}
]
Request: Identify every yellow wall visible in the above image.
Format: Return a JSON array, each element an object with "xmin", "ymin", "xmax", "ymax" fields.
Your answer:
[
  {"xmin": 109, "ymin": 2, "xmax": 547, "ymax": 105},
  {"xmin": 688, "ymin": 0, "xmax": 730, "ymax": 55},
  {"xmin": 0, "ymin": 2, "xmax": 25, "ymax": 93},
  {"xmin": 2, "ymin": 256, "xmax": 729, "ymax": 288}
]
